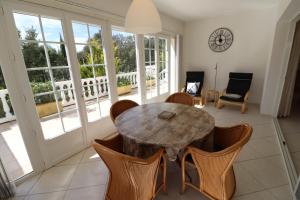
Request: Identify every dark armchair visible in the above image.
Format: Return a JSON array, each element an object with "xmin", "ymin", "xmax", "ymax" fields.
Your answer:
[
  {"xmin": 181, "ymin": 71, "xmax": 205, "ymax": 105},
  {"xmin": 217, "ymin": 73, "xmax": 253, "ymax": 113}
]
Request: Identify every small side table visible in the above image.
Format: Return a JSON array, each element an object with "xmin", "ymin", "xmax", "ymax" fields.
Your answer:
[{"xmin": 205, "ymin": 90, "xmax": 219, "ymax": 106}]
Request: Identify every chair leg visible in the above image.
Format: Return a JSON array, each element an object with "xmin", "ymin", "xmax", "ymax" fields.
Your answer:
[
  {"xmin": 162, "ymin": 154, "xmax": 167, "ymax": 193},
  {"xmin": 181, "ymin": 158, "xmax": 186, "ymax": 193},
  {"xmin": 241, "ymin": 103, "xmax": 247, "ymax": 113},
  {"xmin": 200, "ymin": 96, "xmax": 205, "ymax": 106},
  {"xmin": 217, "ymin": 100, "xmax": 223, "ymax": 109}
]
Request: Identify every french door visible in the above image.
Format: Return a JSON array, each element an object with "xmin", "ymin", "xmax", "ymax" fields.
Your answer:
[
  {"xmin": 144, "ymin": 35, "xmax": 171, "ymax": 101},
  {"xmin": 2, "ymin": 1, "xmax": 114, "ymax": 169}
]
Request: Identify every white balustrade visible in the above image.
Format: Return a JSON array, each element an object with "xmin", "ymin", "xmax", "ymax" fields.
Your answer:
[
  {"xmin": 0, "ymin": 71, "xmax": 168, "ymax": 123},
  {"xmin": 0, "ymin": 89, "xmax": 16, "ymax": 123}
]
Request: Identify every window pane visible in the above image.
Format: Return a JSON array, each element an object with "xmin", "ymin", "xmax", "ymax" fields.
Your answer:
[
  {"xmin": 21, "ymin": 42, "xmax": 47, "ymax": 68},
  {"xmin": 41, "ymin": 17, "xmax": 64, "ymax": 42},
  {"xmin": 86, "ymin": 102, "xmax": 100, "ymax": 122},
  {"xmin": 40, "ymin": 114, "xmax": 64, "ymax": 139},
  {"xmin": 72, "ymin": 22, "xmax": 88, "ymax": 43},
  {"xmin": 62, "ymin": 109, "xmax": 80, "ymax": 132},
  {"xmin": 80, "ymin": 65, "xmax": 94, "ymax": 79},
  {"xmin": 72, "ymin": 21, "xmax": 110, "ymax": 122},
  {"xmin": 76, "ymin": 45, "xmax": 90, "ymax": 65},
  {"xmin": 47, "ymin": 43, "xmax": 68, "ymax": 66},
  {"xmin": 91, "ymin": 43, "xmax": 105, "ymax": 65},
  {"xmin": 151, "ymin": 50, "xmax": 155, "ymax": 64},
  {"xmin": 144, "ymin": 37, "xmax": 149, "ymax": 48},
  {"xmin": 145, "ymin": 50, "xmax": 149, "ymax": 63},
  {"xmin": 13, "ymin": 13, "xmax": 42, "ymax": 41},
  {"xmin": 28, "ymin": 70, "xmax": 51, "ymax": 83},
  {"xmin": 150, "ymin": 38, "xmax": 155, "ymax": 48},
  {"xmin": 53, "ymin": 68, "xmax": 71, "ymax": 82},
  {"xmin": 34, "ymin": 93, "xmax": 56, "ymax": 106},
  {"xmin": 89, "ymin": 25, "xmax": 101, "ymax": 40},
  {"xmin": 159, "ymin": 38, "xmax": 168, "ymax": 94}
]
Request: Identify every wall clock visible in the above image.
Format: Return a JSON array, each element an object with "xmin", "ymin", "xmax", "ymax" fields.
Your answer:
[{"xmin": 208, "ymin": 28, "xmax": 233, "ymax": 52}]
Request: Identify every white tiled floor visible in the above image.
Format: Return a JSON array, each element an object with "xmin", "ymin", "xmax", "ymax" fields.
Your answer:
[{"xmin": 11, "ymin": 104, "xmax": 293, "ymax": 200}]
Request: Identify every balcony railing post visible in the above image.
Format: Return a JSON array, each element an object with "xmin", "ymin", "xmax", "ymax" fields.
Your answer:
[{"xmin": 0, "ymin": 89, "xmax": 15, "ymax": 123}]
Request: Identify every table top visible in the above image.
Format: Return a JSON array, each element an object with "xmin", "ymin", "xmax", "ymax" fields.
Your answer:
[{"xmin": 115, "ymin": 103, "xmax": 215, "ymax": 160}]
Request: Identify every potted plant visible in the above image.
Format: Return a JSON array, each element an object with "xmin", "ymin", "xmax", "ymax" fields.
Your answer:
[
  {"xmin": 146, "ymin": 75, "xmax": 156, "ymax": 87},
  {"xmin": 31, "ymin": 82, "xmax": 63, "ymax": 117},
  {"xmin": 117, "ymin": 77, "xmax": 132, "ymax": 95}
]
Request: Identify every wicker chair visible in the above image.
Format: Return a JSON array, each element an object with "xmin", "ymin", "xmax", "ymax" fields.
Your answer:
[
  {"xmin": 165, "ymin": 92, "xmax": 194, "ymax": 106},
  {"xmin": 181, "ymin": 124, "xmax": 252, "ymax": 200},
  {"xmin": 110, "ymin": 100, "xmax": 139, "ymax": 123},
  {"xmin": 93, "ymin": 135, "xmax": 167, "ymax": 200}
]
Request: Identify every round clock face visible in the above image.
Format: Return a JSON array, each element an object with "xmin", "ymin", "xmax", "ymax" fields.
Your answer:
[{"xmin": 208, "ymin": 28, "xmax": 233, "ymax": 52}]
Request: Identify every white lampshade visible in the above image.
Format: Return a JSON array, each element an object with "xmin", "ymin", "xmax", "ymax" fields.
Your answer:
[{"xmin": 125, "ymin": 0, "xmax": 162, "ymax": 34}]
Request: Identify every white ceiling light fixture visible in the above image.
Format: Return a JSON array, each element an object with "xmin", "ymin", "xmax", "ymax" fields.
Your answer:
[{"xmin": 125, "ymin": 0, "xmax": 162, "ymax": 34}]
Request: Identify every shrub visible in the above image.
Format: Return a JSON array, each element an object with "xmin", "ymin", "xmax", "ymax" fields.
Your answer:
[
  {"xmin": 117, "ymin": 77, "xmax": 131, "ymax": 87},
  {"xmin": 31, "ymin": 82, "xmax": 61, "ymax": 104}
]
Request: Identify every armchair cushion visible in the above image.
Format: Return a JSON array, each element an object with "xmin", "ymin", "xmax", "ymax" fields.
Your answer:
[
  {"xmin": 220, "ymin": 95, "xmax": 244, "ymax": 102},
  {"xmin": 186, "ymin": 82, "xmax": 200, "ymax": 95}
]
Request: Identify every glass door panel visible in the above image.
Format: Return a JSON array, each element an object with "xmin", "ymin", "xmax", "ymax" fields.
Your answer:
[
  {"xmin": 159, "ymin": 38, "xmax": 169, "ymax": 94},
  {"xmin": 144, "ymin": 36, "xmax": 157, "ymax": 99},
  {"xmin": 72, "ymin": 21, "xmax": 110, "ymax": 122},
  {"xmin": 13, "ymin": 12, "xmax": 81, "ymax": 140},
  {"xmin": 112, "ymin": 30, "xmax": 139, "ymax": 102},
  {"xmin": 0, "ymin": 66, "xmax": 33, "ymax": 180}
]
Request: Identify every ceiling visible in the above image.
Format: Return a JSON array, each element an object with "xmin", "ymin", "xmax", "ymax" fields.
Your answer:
[{"xmin": 154, "ymin": 0, "xmax": 281, "ymax": 21}]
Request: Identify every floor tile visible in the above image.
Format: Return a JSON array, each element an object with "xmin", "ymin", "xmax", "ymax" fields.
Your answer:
[
  {"xmin": 29, "ymin": 165, "xmax": 76, "ymax": 194},
  {"xmin": 236, "ymin": 142, "xmax": 262, "ymax": 162},
  {"xmin": 68, "ymin": 161, "xmax": 108, "ymax": 189},
  {"xmin": 246, "ymin": 136, "xmax": 281, "ymax": 157},
  {"xmin": 81, "ymin": 147, "xmax": 101, "ymax": 163},
  {"xmin": 9, "ymin": 196, "xmax": 25, "ymax": 200},
  {"xmin": 233, "ymin": 164, "xmax": 265, "ymax": 196},
  {"xmin": 15, "ymin": 175, "xmax": 40, "ymax": 196},
  {"xmin": 267, "ymin": 185, "xmax": 293, "ymax": 200},
  {"xmin": 25, "ymin": 191, "xmax": 65, "ymax": 200},
  {"xmin": 64, "ymin": 185, "xmax": 106, "ymax": 200},
  {"xmin": 239, "ymin": 157, "xmax": 289, "ymax": 189},
  {"xmin": 56, "ymin": 152, "xmax": 84, "ymax": 166},
  {"xmin": 233, "ymin": 190, "xmax": 276, "ymax": 200},
  {"xmin": 251, "ymin": 123, "xmax": 276, "ymax": 139}
]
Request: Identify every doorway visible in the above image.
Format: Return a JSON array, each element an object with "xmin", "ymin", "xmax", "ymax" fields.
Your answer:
[{"xmin": 277, "ymin": 20, "xmax": 300, "ymax": 179}]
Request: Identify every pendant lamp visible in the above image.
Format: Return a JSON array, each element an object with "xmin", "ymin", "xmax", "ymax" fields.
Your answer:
[{"xmin": 125, "ymin": 0, "xmax": 162, "ymax": 34}]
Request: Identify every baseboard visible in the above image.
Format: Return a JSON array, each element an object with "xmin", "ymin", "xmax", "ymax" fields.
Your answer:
[{"xmin": 273, "ymin": 118, "xmax": 298, "ymax": 199}]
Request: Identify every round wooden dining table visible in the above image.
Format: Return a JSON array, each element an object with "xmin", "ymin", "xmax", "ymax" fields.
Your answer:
[{"xmin": 115, "ymin": 102, "xmax": 215, "ymax": 161}]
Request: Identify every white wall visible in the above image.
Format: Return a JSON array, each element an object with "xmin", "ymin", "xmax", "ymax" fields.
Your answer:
[{"xmin": 182, "ymin": 9, "xmax": 277, "ymax": 104}]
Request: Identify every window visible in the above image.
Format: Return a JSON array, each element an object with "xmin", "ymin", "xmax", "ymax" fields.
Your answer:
[
  {"xmin": 72, "ymin": 22, "xmax": 110, "ymax": 122},
  {"xmin": 112, "ymin": 30, "xmax": 139, "ymax": 102},
  {"xmin": 144, "ymin": 36, "xmax": 157, "ymax": 99},
  {"xmin": 13, "ymin": 12, "xmax": 81, "ymax": 139},
  {"xmin": 159, "ymin": 38, "xmax": 169, "ymax": 94}
]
